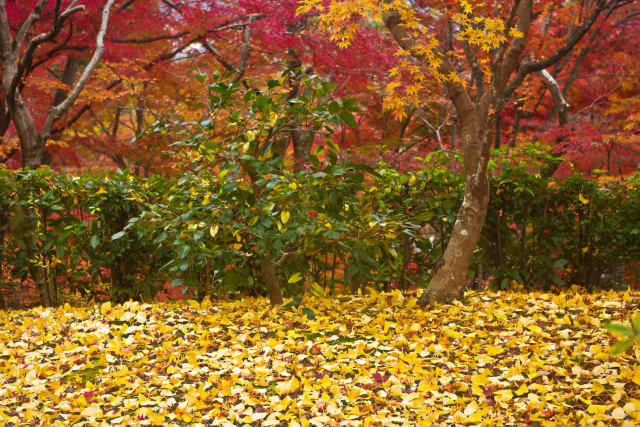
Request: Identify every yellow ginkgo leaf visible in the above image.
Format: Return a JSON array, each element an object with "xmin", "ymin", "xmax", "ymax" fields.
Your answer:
[{"xmin": 80, "ymin": 404, "xmax": 102, "ymax": 417}]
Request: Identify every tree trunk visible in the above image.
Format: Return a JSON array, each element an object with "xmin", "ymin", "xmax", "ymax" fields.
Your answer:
[
  {"xmin": 111, "ymin": 259, "xmax": 137, "ymax": 304},
  {"xmin": 27, "ymin": 249, "xmax": 52, "ymax": 306},
  {"xmin": 7, "ymin": 91, "xmax": 43, "ymax": 168},
  {"xmin": 396, "ymin": 236, "xmax": 414, "ymax": 291},
  {"xmin": 260, "ymin": 251, "xmax": 283, "ymax": 305},
  {"xmin": 419, "ymin": 109, "xmax": 492, "ymax": 305},
  {"xmin": 292, "ymin": 129, "xmax": 314, "ymax": 161},
  {"xmin": 418, "ymin": 140, "xmax": 490, "ymax": 305}
]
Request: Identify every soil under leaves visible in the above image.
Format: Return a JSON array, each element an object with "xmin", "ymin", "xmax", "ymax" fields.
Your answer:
[{"xmin": 1, "ymin": 289, "xmax": 640, "ymax": 426}]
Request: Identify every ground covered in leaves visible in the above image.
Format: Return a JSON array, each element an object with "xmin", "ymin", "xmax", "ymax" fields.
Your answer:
[{"xmin": 2, "ymin": 290, "xmax": 640, "ymax": 426}]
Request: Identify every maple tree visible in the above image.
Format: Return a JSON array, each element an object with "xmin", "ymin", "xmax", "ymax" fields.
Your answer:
[
  {"xmin": 499, "ymin": 0, "xmax": 640, "ymax": 176},
  {"xmin": 298, "ymin": 0, "xmax": 633, "ymax": 306},
  {"xmin": 0, "ymin": 0, "xmax": 396, "ymax": 171},
  {"xmin": 0, "ymin": 0, "xmax": 118, "ymax": 169}
]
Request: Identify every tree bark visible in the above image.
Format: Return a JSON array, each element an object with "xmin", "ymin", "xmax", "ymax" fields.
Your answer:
[
  {"xmin": 260, "ymin": 250, "xmax": 283, "ymax": 305},
  {"xmin": 419, "ymin": 116, "xmax": 491, "ymax": 305}
]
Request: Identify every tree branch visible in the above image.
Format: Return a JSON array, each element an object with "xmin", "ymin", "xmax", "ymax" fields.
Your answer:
[
  {"xmin": 40, "ymin": 0, "xmax": 117, "ymax": 141},
  {"xmin": 14, "ymin": 0, "xmax": 49, "ymax": 47},
  {"xmin": 537, "ymin": 69, "xmax": 570, "ymax": 125},
  {"xmin": 110, "ymin": 31, "xmax": 189, "ymax": 44},
  {"xmin": 384, "ymin": 13, "xmax": 474, "ymax": 120},
  {"xmin": 231, "ymin": 24, "xmax": 251, "ymax": 83},
  {"xmin": 502, "ymin": 0, "xmax": 608, "ymax": 101}
]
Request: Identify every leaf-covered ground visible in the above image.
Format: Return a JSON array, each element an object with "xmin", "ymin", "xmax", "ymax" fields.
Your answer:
[{"xmin": 2, "ymin": 290, "xmax": 640, "ymax": 426}]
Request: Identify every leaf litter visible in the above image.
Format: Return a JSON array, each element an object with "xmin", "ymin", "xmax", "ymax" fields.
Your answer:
[{"xmin": 1, "ymin": 289, "xmax": 640, "ymax": 426}]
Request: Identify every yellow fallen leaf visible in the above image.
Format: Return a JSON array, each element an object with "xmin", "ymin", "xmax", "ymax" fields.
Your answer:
[
  {"xmin": 515, "ymin": 383, "xmax": 529, "ymax": 396},
  {"xmin": 80, "ymin": 404, "xmax": 102, "ymax": 417},
  {"xmin": 579, "ymin": 193, "xmax": 588, "ymax": 204},
  {"xmin": 494, "ymin": 389, "xmax": 513, "ymax": 402},
  {"xmin": 275, "ymin": 380, "xmax": 292, "ymax": 395},
  {"xmin": 592, "ymin": 381, "xmax": 605, "ymax": 394},
  {"xmin": 389, "ymin": 384, "xmax": 403, "ymax": 397},
  {"xmin": 526, "ymin": 324, "xmax": 543, "ymax": 334},
  {"xmin": 587, "ymin": 404, "xmax": 607, "ymax": 414},
  {"xmin": 321, "ymin": 374, "xmax": 331, "ymax": 388},
  {"xmin": 100, "ymin": 301, "xmax": 111, "ymax": 314},
  {"xmin": 463, "ymin": 401, "xmax": 479, "ymax": 416},
  {"xmin": 612, "ymin": 407, "xmax": 626, "ymax": 420}
]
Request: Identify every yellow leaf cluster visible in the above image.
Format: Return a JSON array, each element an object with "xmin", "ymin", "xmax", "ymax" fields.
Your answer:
[
  {"xmin": 2, "ymin": 290, "xmax": 640, "ymax": 424},
  {"xmin": 301, "ymin": 0, "xmax": 526, "ymax": 117}
]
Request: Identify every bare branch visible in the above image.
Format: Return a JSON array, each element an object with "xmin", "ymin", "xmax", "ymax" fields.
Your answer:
[
  {"xmin": 462, "ymin": 41, "xmax": 485, "ymax": 99},
  {"xmin": 0, "ymin": 0, "xmax": 14, "ymax": 55},
  {"xmin": 203, "ymin": 40, "xmax": 236, "ymax": 71},
  {"xmin": 10, "ymin": 1, "xmax": 85, "ymax": 101},
  {"xmin": 207, "ymin": 14, "xmax": 262, "ymax": 34},
  {"xmin": 40, "ymin": 0, "xmax": 117, "ymax": 140},
  {"xmin": 15, "ymin": 0, "xmax": 49, "ymax": 47},
  {"xmin": 231, "ymin": 24, "xmax": 251, "ymax": 83},
  {"xmin": 111, "ymin": 31, "xmax": 189, "ymax": 44},
  {"xmin": 537, "ymin": 69, "xmax": 570, "ymax": 125}
]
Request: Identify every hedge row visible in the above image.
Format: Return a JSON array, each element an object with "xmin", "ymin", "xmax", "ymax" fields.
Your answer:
[{"xmin": 1, "ymin": 144, "xmax": 639, "ymax": 307}]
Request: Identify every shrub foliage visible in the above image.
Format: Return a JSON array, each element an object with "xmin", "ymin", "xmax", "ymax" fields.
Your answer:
[{"xmin": 1, "ymin": 145, "xmax": 639, "ymax": 306}]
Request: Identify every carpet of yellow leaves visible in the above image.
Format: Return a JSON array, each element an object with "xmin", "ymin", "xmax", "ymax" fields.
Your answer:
[{"xmin": 1, "ymin": 290, "xmax": 640, "ymax": 426}]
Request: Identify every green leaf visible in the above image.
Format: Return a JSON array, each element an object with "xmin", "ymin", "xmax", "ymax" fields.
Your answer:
[
  {"xmin": 267, "ymin": 79, "xmax": 280, "ymax": 89},
  {"xmin": 328, "ymin": 101, "xmax": 340, "ymax": 114},
  {"xmin": 90, "ymin": 235, "xmax": 100, "ymax": 249},
  {"xmin": 610, "ymin": 339, "xmax": 633, "ymax": 355},
  {"xmin": 288, "ymin": 272, "xmax": 303, "ymax": 284},
  {"xmin": 603, "ymin": 322, "xmax": 633, "ymax": 337},
  {"xmin": 339, "ymin": 111, "xmax": 357, "ymax": 128},
  {"xmin": 111, "ymin": 231, "xmax": 125, "ymax": 240},
  {"xmin": 301, "ymin": 307, "xmax": 316, "ymax": 320},
  {"xmin": 170, "ymin": 278, "xmax": 184, "ymax": 287},
  {"xmin": 632, "ymin": 315, "xmax": 640, "ymax": 334},
  {"xmin": 178, "ymin": 245, "xmax": 191, "ymax": 259},
  {"xmin": 283, "ymin": 295, "xmax": 303, "ymax": 308}
]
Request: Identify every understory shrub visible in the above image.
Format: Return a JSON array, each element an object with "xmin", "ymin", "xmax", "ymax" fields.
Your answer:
[{"xmin": 1, "ymin": 145, "xmax": 639, "ymax": 307}]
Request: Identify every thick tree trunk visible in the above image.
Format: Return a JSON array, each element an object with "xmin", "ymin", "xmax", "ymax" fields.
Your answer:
[
  {"xmin": 418, "ymin": 137, "xmax": 490, "ymax": 305},
  {"xmin": 6, "ymin": 91, "xmax": 43, "ymax": 168},
  {"xmin": 419, "ymin": 106, "xmax": 492, "ymax": 305}
]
